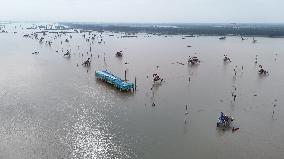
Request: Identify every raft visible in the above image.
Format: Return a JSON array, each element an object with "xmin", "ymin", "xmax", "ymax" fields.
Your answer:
[{"xmin": 95, "ymin": 70, "xmax": 134, "ymax": 91}]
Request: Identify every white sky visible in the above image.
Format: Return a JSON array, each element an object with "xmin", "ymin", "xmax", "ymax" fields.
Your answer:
[{"xmin": 0, "ymin": 0, "xmax": 283, "ymax": 23}]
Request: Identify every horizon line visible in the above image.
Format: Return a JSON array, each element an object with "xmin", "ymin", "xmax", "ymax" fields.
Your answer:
[{"xmin": 1, "ymin": 21, "xmax": 284, "ymax": 25}]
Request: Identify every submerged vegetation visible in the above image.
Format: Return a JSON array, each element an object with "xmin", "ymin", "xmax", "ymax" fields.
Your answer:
[{"xmin": 61, "ymin": 23, "xmax": 284, "ymax": 37}]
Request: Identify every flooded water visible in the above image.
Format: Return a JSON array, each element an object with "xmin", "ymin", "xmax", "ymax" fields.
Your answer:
[{"xmin": 0, "ymin": 23, "xmax": 284, "ymax": 159}]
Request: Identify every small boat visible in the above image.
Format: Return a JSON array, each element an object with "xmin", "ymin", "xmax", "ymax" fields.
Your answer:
[
  {"xmin": 32, "ymin": 51, "xmax": 39, "ymax": 55},
  {"xmin": 232, "ymin": 127, "xmax": 239, "ymax": 132},
  {"xmin": 259, "ymin": 68, "xmax": 268, "ymax": 75},
  {"xmin": 219, "ymin": 36, "xmax": 226, "ymax": 40},
  {"xmin": 95, "ymin": 70, "xmax": 134, "ymax": 91},
  {"xmin": 116, "ymin": 51, "xmax": 123, "ymax": 57},
  {"xmin": 217, "ymin": 112, "xmax": 234, "ymax": 127},
  {"xmin": 153, "ymin": 73, "xmax": 163, "ymax": 84},
  {"xmin": 188, "ymin": 56, "xmax": 200, "ymax": 65},
  {"xmin": 258, "ymin": 65, "xmax": 268, "ymax": 75},
  {"xmin": 223, "ymin": 54, "xmax": 231, "ymax": 62}
]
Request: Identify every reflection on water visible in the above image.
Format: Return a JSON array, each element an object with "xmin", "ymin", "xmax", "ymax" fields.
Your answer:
[{"xmin": 62, "ymin": 106, "xmax": 134, "ymax": 159}]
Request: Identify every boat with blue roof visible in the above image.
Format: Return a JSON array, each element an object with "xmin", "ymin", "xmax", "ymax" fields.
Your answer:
[{"xmin": 95, "ymin": 70, "xmax": 134, "ymax": 91}]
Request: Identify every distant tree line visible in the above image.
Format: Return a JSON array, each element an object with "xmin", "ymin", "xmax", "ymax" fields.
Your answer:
[{"xmin": 60, "ymin": 23, "xmax": 284, "ymax": 37}]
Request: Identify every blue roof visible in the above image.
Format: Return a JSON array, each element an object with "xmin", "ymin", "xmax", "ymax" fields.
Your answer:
[{"xmin": 95, "ymin": 70, "xmax": 134, "ymax": 91}]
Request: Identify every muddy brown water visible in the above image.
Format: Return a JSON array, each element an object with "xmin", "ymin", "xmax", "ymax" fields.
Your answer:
[{"xmin": 0, "ymin": 24, "xmax": 284, "ymax": 159}]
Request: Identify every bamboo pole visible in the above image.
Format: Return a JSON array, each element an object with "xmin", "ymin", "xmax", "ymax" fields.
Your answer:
[
  {"xmin": 124, "ymin": 70, "xmax": 127, "ymax": 81},
  {"xmin": 135, "ymin": 76, "xmax": 137, "ymax": 91}
]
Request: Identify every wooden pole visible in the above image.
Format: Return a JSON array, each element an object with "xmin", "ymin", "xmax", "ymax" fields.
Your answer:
[
  {"xmin": 124, "ymin": 70, "xmax": 127, "ymax": 81},
  {"xmin": 135, "ymin": 76, "xmax": 137, "ymax": 91}
]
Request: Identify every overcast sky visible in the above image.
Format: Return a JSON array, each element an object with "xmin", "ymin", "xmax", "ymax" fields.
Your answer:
[{"xmin": 0, "ymin": 0, "xmax": 283, "ymax": 23}]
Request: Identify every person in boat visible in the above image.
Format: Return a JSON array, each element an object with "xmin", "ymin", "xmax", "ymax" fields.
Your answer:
[
  {"xmin": 223, "ymin": 54, "xmax": 231, "ymax": 62},
  {"xmin": 116, "ymin": 51, "xmax": 123, "ymax": 57},
  {"xmin": 259, "ymin": 68, "xmax": 268, "ymax": 74},
  {"xmin": 153, "ymin": 75, "xmax": 160, "ymax": 82},
  {"xmin": 153, "ymin": 73, "xmax": 163, "ymax": 82},
  {"xmin": 188, "ymin": 56, "xmax": 200, "ymax": 65},
  {"xmin": 64, "ymin": 50, "xmax": 71, "ymax": 57},
  {"xmin": 82, "ymin": 58, "xmax": 91, "ymax": 66},
  {"xmin": 224, "ymin": 115, "xmax": 229, "ymax": 122},
  {"xmin": 258, "ymin": 65, "xmax": 268, "ymax": 75},
  {"xmin": 116, "ymin": 52, "xmax": 122, "ymax": 57},
  {"xmin": 220, "ymin": 112, "xmax": 229, "ymax": 121},
  {"xmin": 218, "ymin": 112, "xmax": 233, "ymax": 126},
  {"xmin": 32, "ymin": 51, "xmax": 39, "ymax": 55}
]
